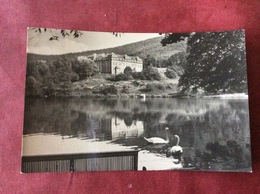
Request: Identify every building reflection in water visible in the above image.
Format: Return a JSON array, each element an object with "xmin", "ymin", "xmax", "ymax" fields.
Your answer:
[
  {"xmin": 111, "ymin": 117, "xmax": 144, "ymax": 139},
  {"xmin": 71, "ymin": 112, "xmax": 144, "ymax": 141}
]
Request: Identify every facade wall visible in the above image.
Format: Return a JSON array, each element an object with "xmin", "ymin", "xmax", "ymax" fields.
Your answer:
[
  {"xmin": 111, "ymin": 59, "xmax": 143, "ymax": 75},
  {"xmin": 90, "ymin": 53, "xmax": 143, "ymax": 75}
]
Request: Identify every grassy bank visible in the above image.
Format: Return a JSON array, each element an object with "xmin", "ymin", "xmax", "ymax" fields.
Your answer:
[{"xmin": 69, "ymin": 72, "xmax": 180, "ymax": 98}]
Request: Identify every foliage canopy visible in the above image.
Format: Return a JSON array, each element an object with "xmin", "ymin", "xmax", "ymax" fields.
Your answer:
[{"xmin": 161, "ymin": 30, "xmax": 247, "ymax": 94}]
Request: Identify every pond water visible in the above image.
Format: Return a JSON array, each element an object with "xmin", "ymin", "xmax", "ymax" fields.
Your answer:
[{"xmin": 22, "ymin": 97, "xmax": 252, "ymax": 172}]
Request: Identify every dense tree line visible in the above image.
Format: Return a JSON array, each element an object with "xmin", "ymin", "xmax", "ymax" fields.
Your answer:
[
  {"xmin": 161, "ymin": 30, "xmax": 247, "ymax": 94},
  {"xmin": 108, "ymin": 65, "xmax": 162, "ymax": 81},
  {"xmin": 71, "ymin": 58, "xmax": 99, "ymax": 80},
  {"xmin": 143, "ymin": 53, "xmax": 186, "ymax": 69},
  {"xmin": 25, "ymin": 58, "xmax": 99, "ymax": 97},
  {"xmin": 164, "ymin": 52, "xmax": 187, "ymax": 79}
]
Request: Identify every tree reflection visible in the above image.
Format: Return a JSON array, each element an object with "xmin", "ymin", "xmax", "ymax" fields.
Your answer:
[
  {"xmin": 23, "ymin": 97, "xmax": 251, "ymax": 171},
  {"xmin": 183, "ymin": 140, "xmax": 251, "ymax": 171}
]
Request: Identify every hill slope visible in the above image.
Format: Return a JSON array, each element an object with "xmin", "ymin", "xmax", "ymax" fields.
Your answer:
[{"xmin": 27, "ymin": 36, "xmax": 187, "ymax": 62}]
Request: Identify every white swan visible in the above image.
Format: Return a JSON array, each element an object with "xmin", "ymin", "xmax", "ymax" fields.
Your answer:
[
  {"xmin": 137, "ymin": 94, "xmax": 146, "ymax": 102},
  {"xmin": 144, "ymin": 127, "xmax": 169, "ymax": 144},
  {"xmin": 168, "ymin": 135, "xmax": 183, "ymax": 155}
]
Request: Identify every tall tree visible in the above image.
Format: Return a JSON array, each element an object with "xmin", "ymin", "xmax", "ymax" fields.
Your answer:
[
  {"xmin": 143, "ymin": 55, "xmax": 156, "ymax": 68},
  {"xmin": 72, "ymin": 58, "xmax": 99, "ymax": 80},
  {"xmin": 161, "ymin": 30, "xmax": 247, "ymax": 94}
]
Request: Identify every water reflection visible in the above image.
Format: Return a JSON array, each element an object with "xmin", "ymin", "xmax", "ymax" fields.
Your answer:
[{"xmin": 23, "ymin": 97, "xmax": 251, "ymax": 171}]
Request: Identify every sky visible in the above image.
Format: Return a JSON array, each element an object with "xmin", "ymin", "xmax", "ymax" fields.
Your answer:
[{"xmin": 27, "ymin": 28, "xmax": 162, "ymax": 55}]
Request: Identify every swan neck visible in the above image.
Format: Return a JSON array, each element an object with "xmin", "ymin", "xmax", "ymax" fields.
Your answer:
[
  {"xmin": 176, "ymin": 136, "xmax": 180, "ymax": 146},
  {"xmin": 165, "ymin": 130, "xmax": 169, "ymax": 142}
]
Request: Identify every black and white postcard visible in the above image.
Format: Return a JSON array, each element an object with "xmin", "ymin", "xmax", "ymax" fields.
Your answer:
[{"xmin": 22, "ymin": 28, "xmax": 251, "ymax": 173}]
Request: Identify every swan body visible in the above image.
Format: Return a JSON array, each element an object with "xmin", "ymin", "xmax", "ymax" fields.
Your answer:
[
  {"xmin": 168, "ymin": 135, "xmax": 183, "ymax": 155},
  {"xmin": 144, "ymin": 127, "xmax": 169, "ymax": 144},
  {"xmin": 144, "ymin": 137, "xmax": 168, "ymax": 144},
  {"xmin": 169, "ymin": 145, "xmax": 183, "ymax": 154}
]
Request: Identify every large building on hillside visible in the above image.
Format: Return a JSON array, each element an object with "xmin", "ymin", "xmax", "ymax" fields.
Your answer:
[{"xmin": 78, "ymin": 52, "xmax": 143, "ymax": 75}]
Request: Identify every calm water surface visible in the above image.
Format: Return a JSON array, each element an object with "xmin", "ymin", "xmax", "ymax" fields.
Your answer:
[{"xmin": 23, "ymin": 97, "xmax": 251, "ymax": 172}]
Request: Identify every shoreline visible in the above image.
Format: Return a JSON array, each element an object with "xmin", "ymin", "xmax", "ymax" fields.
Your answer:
[{"xmin": 26, "ymin": 92, "xmax": 249, "ymax": 100}]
